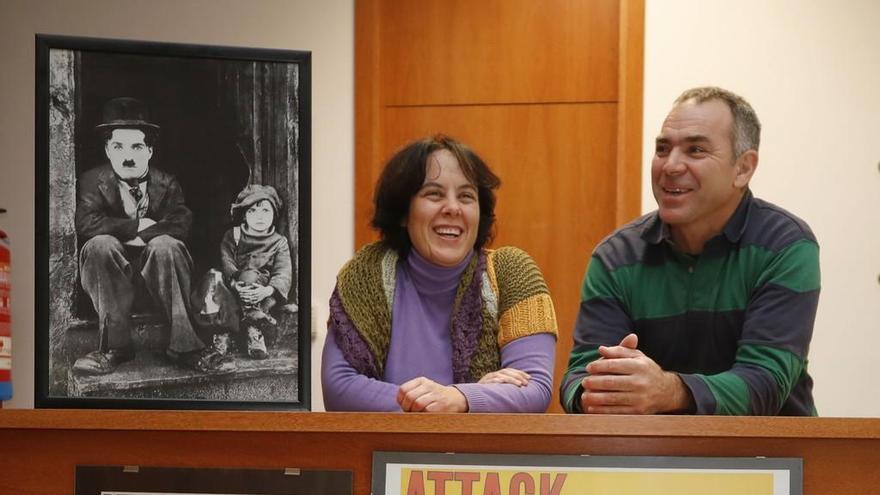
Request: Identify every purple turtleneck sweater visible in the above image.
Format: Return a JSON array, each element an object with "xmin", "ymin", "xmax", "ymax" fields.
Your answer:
[{"xmin": 321, "ymin": 249, "xmax": 556, "ymax": 412}]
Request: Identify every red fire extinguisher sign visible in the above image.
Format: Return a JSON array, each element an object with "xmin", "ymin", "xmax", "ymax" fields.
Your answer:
[{"xmin": 0, "ymin": 228, "xmax": 11, "ymax": 401}]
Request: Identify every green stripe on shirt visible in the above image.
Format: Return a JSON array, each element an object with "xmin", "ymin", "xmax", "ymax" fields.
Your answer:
[{"xmin": 584, "ymin": 241, "xmax": 820, "ymax": 321}]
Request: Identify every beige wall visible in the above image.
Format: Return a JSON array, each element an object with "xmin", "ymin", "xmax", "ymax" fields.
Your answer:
[
  {"xmin": 0, "ymin": 0, "xmax": 354, "ymax": 409},
  {"xmin": 643, "ymin": 0, "xmax": 880, "ymax": 416}
]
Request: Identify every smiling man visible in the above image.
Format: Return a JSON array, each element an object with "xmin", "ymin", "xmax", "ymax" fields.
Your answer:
[
  {"xmin": 560, "ymin": 87, "xmax": 820, "ymax": 416},
  {"xmin": 73, "ymin": 97, "xmax": 223, "ymax": 375}
]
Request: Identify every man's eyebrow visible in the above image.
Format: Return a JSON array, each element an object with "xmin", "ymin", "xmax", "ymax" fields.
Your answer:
[
  {"xmin": 682, "ymin": 134, "xmax": 710, "ymax": 143},
  {"xmin": 655, "ymin": 135, "xmax": 711, "ymax": 144}
]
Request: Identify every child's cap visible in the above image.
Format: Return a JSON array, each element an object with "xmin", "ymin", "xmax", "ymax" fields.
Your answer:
[{"xmin": 230, "ymin": 184, "xmax": 281, "ymax": 218}]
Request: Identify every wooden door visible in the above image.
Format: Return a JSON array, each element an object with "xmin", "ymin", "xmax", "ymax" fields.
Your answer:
[{"xmin": 355, "ymin": 0, "xmax": 644, "ymax": 412}]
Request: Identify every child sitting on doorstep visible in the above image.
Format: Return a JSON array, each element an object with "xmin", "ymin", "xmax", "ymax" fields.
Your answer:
[{"xmin": 220, "ymin": 184, "xmax": 292, "ymax": 359}]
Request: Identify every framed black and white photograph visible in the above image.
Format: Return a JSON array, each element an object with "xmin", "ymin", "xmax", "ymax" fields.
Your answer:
[{"xmin": 34, "ymin": 34, "xmax": 311, "ymax": 410}]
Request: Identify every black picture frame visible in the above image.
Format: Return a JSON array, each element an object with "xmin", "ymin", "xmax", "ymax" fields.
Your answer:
[
  {"xmin": 76, "ymin": 466, "xmax": 352, "ymax": 495},
  {"xmin": 35, "ymin": 34, "xmax": 311, "ymax": 410}
]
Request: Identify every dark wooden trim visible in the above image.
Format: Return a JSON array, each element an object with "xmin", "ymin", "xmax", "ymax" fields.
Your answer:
[{"xmin": 3, "ymin": 409, "xmax": 879, "ymax": 439}]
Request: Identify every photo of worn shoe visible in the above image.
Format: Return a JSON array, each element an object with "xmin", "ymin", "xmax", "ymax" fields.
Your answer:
[
  {"xmin": 212, "ymin": 332, "xmax": 231, "ymax": 356},
  {"xmin": 72, "ymin": 347, "xmax": 135, "ymax": 375},
  {"xmin": 166, "ymin": 347, "xmax": 231, "ymax": 373},
  {"xmin": 246, "ymin": 326, "xmax": 269, "ymax": 360},
  {"xmin": 242, "ymin": 307, "xmax": 277, "ymax": 326}
]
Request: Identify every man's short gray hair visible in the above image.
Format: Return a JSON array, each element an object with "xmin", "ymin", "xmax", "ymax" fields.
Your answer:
[{"xmin": 674, "ymin": 86, "xmax": 761, "ymax": 157}]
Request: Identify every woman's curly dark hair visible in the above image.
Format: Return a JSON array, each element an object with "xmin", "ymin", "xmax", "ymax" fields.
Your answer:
[{"xmin": 371, "ymin": 134, "xmax": 501, "ymax": 258}]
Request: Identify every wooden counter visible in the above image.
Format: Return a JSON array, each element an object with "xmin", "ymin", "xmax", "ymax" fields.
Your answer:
[{"xmin": 2, "ymin": 410, "xmax": 879, "ymax": 493}]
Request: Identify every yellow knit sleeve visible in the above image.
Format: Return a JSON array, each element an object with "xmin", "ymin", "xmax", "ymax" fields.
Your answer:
[
  {"xmin": 498, "ymin": 292, "xmax": 558, "ymax": 347},
  {"xmin": 488, "ymin": 247, "xmax": 559, "ymax": 347}
]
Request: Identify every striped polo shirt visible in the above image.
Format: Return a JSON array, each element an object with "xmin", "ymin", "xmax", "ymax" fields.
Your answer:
[{"xmin": 561, "ymin": 191, "xmax": 820, "ymax": 415}]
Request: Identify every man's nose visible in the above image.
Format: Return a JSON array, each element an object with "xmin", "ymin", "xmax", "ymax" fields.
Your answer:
[{"xmin": 662, "ymin": 149, "xmax": 687, "ymax": 174}]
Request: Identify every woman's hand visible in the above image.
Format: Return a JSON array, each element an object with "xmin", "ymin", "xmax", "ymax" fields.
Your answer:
[
  {"xmin": 478, "ymin": 368, "xmax": 531, "ymax": 386},
  {"xmin": 397, "ymin": 377, "xmax": 468, "ymax": 413}
]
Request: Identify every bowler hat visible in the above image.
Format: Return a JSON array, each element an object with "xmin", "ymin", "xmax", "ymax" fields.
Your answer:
[{"xmin": 95, "ymin": 97, "xmax": 160, "ymax": 131}]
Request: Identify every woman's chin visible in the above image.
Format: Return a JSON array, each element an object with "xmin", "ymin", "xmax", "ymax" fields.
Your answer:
[{"xmin": 423, "ymin": 246, "xmax": 469, "ymax": 267}]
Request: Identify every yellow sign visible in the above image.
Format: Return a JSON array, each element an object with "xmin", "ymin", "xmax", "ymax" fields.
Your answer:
[
  {"xmin": 398, "ymin": 468, "xmax": 773, "ymax": 495},
  {"xmin": 374, "ymin": 453, "xmax": 799, "ymax": 495}
]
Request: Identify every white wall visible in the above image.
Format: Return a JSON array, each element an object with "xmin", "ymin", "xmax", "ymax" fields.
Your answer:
[
  {"xmin": 643, "ymin": 0, "xmax": 880, "ymax": 416},
  {"xmin": 0, "ymin": 0, "xmax": 354, "ymax": 409}
]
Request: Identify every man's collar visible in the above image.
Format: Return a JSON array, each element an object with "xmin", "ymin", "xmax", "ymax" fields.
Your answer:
[
  {"xmin": 115, "ymin": 172, "xmax": 150, "ymax": 188},
  {"xmin": 641, "ymin": 213, "xmax": 670, "ymax": 245},
  {"xmin": 720, "ymin": 189, "xmax": 753, "ymax": 243},
  {"xmin": 641, "ymin": 189, "xmax": 754, "ymax": 246}
]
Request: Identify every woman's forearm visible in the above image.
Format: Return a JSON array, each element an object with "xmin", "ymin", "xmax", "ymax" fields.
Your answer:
[{"xmin": 454, "ymin": 333, "xmax": 556, "ymax": 413}]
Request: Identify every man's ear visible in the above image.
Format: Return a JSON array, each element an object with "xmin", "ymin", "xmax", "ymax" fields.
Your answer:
[{"xmin": 733, "ymin": 150, "xmax": 758, "ymax": 188}]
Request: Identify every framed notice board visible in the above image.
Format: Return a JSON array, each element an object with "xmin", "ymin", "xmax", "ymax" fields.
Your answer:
[{"xmin": 373, "ymin": 452, "xmax": 801, "ymax": 495}]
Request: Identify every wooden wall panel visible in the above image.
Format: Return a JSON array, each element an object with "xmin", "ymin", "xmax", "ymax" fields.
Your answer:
[
  {"xmin": 615, "ymin": 0, "xmax": 645, "ymax": 224},
  {"xmin": 355, "ymin": 0, "xmax": 383, "ymax": 242},
  {"xmin": 379, "ymin": 0, "xmax": 619, "ymax": 105},
  {"xmin": 355, "ymin": 0, "xmax": 644, "ymax": 412}
]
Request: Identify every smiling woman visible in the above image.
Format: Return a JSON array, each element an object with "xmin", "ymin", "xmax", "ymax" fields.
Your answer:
[
  {"xmin": 322, "ymin": 135, "xmax": 559, "ymax": 413},
  {"xmin": 405, "ymin": 148, "xmax": 480, "ymax": 267}
]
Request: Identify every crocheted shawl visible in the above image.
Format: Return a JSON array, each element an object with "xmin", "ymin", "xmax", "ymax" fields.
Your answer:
[{"xmin": 329, "ymin": 242, "xmax": 500, "ymax": 382}]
